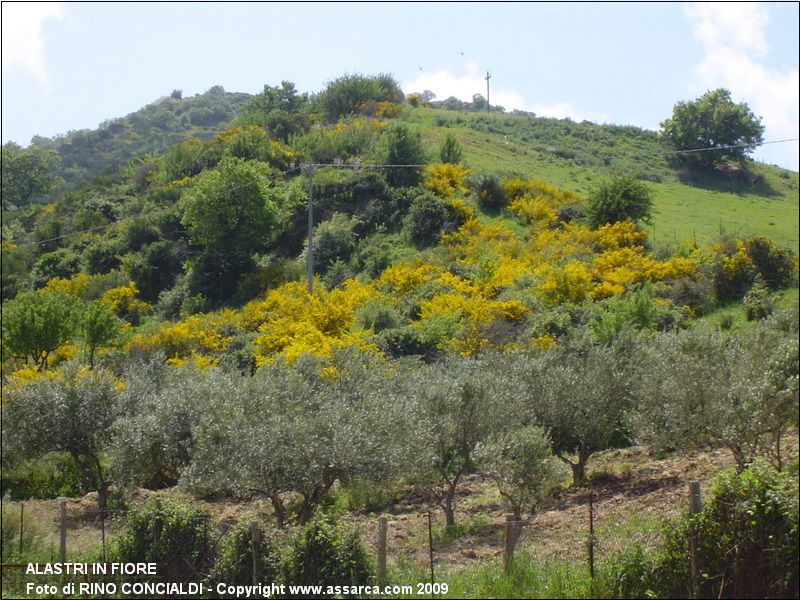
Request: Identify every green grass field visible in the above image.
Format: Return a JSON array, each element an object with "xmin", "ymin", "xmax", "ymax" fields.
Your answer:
[{"xmin": 408, "ymin": 107, "xmax": 799, "ymax": 253}]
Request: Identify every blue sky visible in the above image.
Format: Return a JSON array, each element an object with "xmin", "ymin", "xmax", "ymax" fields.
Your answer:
[{"xmin": 2, "ymin": 2, "xmax": 798, "ymax": 169}]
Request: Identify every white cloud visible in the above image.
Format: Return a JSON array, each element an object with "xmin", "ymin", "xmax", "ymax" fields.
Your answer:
[
  {"xmin": 403, "ymin": 63, "xmax": 606, "ymax": 123},
  {"xmin": 685, "ymin": 2, "xmax": 799, "ymax": 170},
  {"xmin": 1, "ymin": 2, "xmax": 64, "ymax": 87}
]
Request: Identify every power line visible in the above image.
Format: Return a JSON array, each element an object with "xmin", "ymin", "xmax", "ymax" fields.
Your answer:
[{"xmin": 7, "ymin": 138, "xmax": 797, "ymax": 250}]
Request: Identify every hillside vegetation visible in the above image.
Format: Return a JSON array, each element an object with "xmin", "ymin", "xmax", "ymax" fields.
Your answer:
[{"xmin": 2, "ymin": 73, "xmax": 798, "ymax": 599}]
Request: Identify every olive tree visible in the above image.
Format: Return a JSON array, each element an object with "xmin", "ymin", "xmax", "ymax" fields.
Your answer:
[
  {"xmin": 110, "ymin": 359, "xmax": 210, "ymax": 489},
  {"xmin": 3, "ymin": 366, "xmax": 119, "ymax": 509},
  {"xmin": 512, "ymin": 332, "xmax": 642, "ymax": 484},
  {"xmin": 475, "ymin": 424, "xmax": 565, "ymax": 520},
  {"xmin": 633, "ymin": 325, "xmax": 798, "ymax": 470},
  {"xmin": 408, "ymin": 355, "xmax": 506, "ymax": 528},
  {"xmin": 183, "ymin": 352, "xmax": 422, "ymax": 525}
]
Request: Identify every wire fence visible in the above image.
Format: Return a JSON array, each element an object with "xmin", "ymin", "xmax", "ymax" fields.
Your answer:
[{"xmin": 2, "ymin": 482, "xmax": 705, "ymax": 598}]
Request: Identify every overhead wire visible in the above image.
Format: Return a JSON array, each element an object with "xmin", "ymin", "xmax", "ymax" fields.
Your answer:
[{"xmin": 6, "ymin": 137, "xmax": 797, "ymax": 249}]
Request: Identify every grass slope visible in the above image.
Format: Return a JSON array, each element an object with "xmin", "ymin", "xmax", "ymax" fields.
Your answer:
[{"xmin": 408, "ymin": 107, "xmax": 799, "ymax": 252}]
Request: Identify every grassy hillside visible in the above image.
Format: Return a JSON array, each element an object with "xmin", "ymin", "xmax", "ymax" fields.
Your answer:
[
  {"xmin": 408, "ymin": 107, "xmax": 799, "ymax": 251},
  {"xmin": 3, "ymin": 79, "xmax": 798, "ymax": 600}
]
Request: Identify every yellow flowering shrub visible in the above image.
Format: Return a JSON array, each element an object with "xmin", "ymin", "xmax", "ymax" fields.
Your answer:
[
  {"xmin": 100, "ymin": 283, "xmax": 152, "ymax": 320},
  {"xmin": 247, "ymin": 280, "xmax": 380, "ymax": 365},
  {"xmin": 129, "ymin": 310, "xmax": 238, "ymax": 361},
  {"xmin": 424, "ymin": 163, "xmax": 470, "ymax": 198},
  {"xmin": 44, "ymin": 273, "xmax": 91, "ymax": 296},
  {"xmin": 378, "ymin": 261, "xmax": 438, "ymax": 295},
  {"xmin": 592, "ymin": 221, "xmax": 648, "ymax": 250},
  {"xmin": 502, "ymin": 177, "xmax": 582, "ymax": 205},
  {"xmin": 441, "ymin": 219, "xmax": 525, "ymax": 265},
  {"xmin": 530, "ymin": 333, "xmax": 556, "ymax": 350},
  {"xmin": 448, "ymin": 198, "xmax": 477, "ymax": 222},
  {"xmin": 537, "ymin": 261, "xmax": 594, "ymax": 304},
  {"xmin": 508, "ymin": 197, "xmax": 558, "ymax": 228}
]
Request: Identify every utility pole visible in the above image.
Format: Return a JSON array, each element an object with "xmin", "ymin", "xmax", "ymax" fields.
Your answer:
[
  {"xmin": 485, "ymin": 71, "xmax": 491, "ymax": 112},
  {"xmin": 306, "ymin": 163, "xmax": 314, "ymax": 294}
]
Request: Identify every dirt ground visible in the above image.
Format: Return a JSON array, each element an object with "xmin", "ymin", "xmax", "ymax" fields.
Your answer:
[{"xmin": 6, "ymin": 435, "xmax": 798, "ymax": 575}]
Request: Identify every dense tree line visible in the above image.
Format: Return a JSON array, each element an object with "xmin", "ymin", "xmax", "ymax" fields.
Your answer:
[{"xmin": 4, "ymin": 308, "xmax": 797, "ymax": 528}]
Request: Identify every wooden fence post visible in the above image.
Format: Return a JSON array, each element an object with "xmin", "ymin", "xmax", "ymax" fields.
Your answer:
[
  {"xmin": 689, "ymin": 481, "xmax": 702, "ymax": 599},
  {"xmin": 19, "ymin": 503, "xmax": 25, "ymax": 555},
  {"xmin": 588, "ymin": 494, "xmax": 595, "ymax": 580},
  {"xmin": 427, "ymin": 510, "xmax": 435, "ymax": 596},
  {"xmin": 251, "ymin": 521, "xmax": 261, "ymax": 585},
  {"xmin": 59, "ymin": 501, "xmax": 67, "ymax": 563},
  {"xmin": 377, "ymin": 515, "xmax": 388, "ymax": 588},
  {"xmin": 503, "ymin": 514, "xmax": 516, "ymax": 572}
]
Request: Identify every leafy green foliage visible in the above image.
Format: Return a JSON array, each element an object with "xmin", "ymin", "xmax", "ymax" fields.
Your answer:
[
  {"xmin": 282, "ymin": 514, "xmax": 372, "ymax": 597},
  {"xmin": 599, "ymin": 461, "xmax": 798, "ymax": 599},
  {"xmin": 180, "ymin": 157, "xmax": 279, "ymax": 301},
  {"xmin": 591, "ymin": 284, "xmax": 667, "ymax": 343},
  {"xmin": 407, "ymin": 355, "xmax": 505, "ymax": 527},
  {"xmin": 476, "ymin": 425, "xmax": 565, "ymax": 520},
  {"xmin": 183, "ymin": 353, "xmax": 421, "ymax": 524},
  {"xmin": 237, "ymin": 81, "xmax": 310, "ymax": 141},
  {"xmin": 1, "ymin": 453, "xmax": 87, "ymax": 500},
  {"xmin": 404, "ymin": 191, "xmax": 459, "ymax": 248},
  {"xmin": 3, "ymin": 290, "xmax": 82, "ymax": 368},
  {"xmin": 633, "ymin": 325, "xmax": 799, "ymax": 470},
  {"xmin": 115, "ymin": 498, "xmax": 212, "ymax": 580},
  {"xmin": 213, "ymin": 519, "xmax": 280, "ymax": 588},
  {"xmin": 3, "ymin": 366, "xmax": 119, "ymax": 509},
  {"xmin": 745, "ymin": 236, "xmax": 797, "ymax": 290},
  {"xmin": 30, "ymin": 249, "xmax": 82, "ymax": 289},
  {"xmin": 661, "ymin": 88, "xmax": 765, "ymax": 169},
  {"xmin": 1, "ymin": 142, "xmax": 61, "ymax": 208},
  {"xmin": 512, "ymin": 333, "xmax": 643, "ymax": 484},
  {"xmin": 354, "ymin": 299, "xmax": 403, "ymax": 333},
  {"xmin": 469, "ymin": 173, "xmax": 506, "ymax": 212},
  {"xmin": 111, "ymin": 360, "xmax": 208, "ymax": 489},
  {"xmin": 439, "ymin": 132, "xmax": 464, "ymax": 164},
  {"xmin": 30, "ymin": 87, "xmax": 251, "ymax": 185},
  {"xmin": 383, "ymin": 124, "xmax": 426, "ymax": 187},
  {"xmin": 81, "ymin": 300, "xmax": 123, "ymax": 367},
  {"xmin": 586, "ymin": 175, "xmax": 653, "ymax": 227},
  {"xmin": 180, "ymin": 157, "xmax": 277, "ymax": 254},
  {"xmin": 743, "ymin": 279, "xmax": 774, "ymax": 321},
  {"xmin": 317, "ymin": 73, "xmax": 404, "ymax": 122},
  {"xmin": 312, "ymin": 213, "xmax": 358, "ymax": 272}
]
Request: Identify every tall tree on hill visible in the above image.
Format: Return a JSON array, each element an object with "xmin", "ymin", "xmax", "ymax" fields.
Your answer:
[
  {"xmin": 660, "ymin": 88, "xmax": 764, "ymax": 170},
  {"xmin": 1, "ymin": 142, "xmax": 61, "ymax": 208},
  {"xmin": 180, "ymin": 157, "xmax": 279, "ymax": 301}
]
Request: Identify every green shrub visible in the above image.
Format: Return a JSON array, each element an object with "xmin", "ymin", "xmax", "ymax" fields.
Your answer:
[
  {"xmin": 213, "ymin": 519, "xmax": 280, "ymax": 589},
  {"xmin": 283, "ymin": 514, "xmax": 372, "ymax": 597},
  {"xmin": 354, "ymin": 299, "xmax": 403, "ymax": 333},
  {"xmin": 115, "ymin": 498, "xmax": 212, "ymax": 580},
  {"xmin": 745, "ymin": 236, "xmax": 797, "ymax": 290},
  {"xmin": 469, "ymin": 173, "xmax": 506, "ymax": 212},
  {"xmin": 599, "ymin": 461, "xmax": 799, "ymax": 599},
  {"xmin": 312, "ymin": 213, "xmax": 358, "ymax": 272},
  {"xmin": 1, "ymin": 503, "xmax": 46, "ymax": 563},
  {"xmin": 376, "ymin": 326, "xmax": 436, "ymax": 358},
  {"xmin": 743, "ymin": 279, "xmax": 774, "ymax": 321},
  {"xmin": 404, "ymin": 192, "xmax": 460, "ymax": 248},
  {"xmin": 1, "ymin": 453, "xmax": 86, "ymax": 500},
  {"xmin": 439, "ymin": 132, "xmax": 464, "ymax": 165},
  {"xmin": 586, "ymin": 175, "xmax": 653, "ymax": 228}
]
